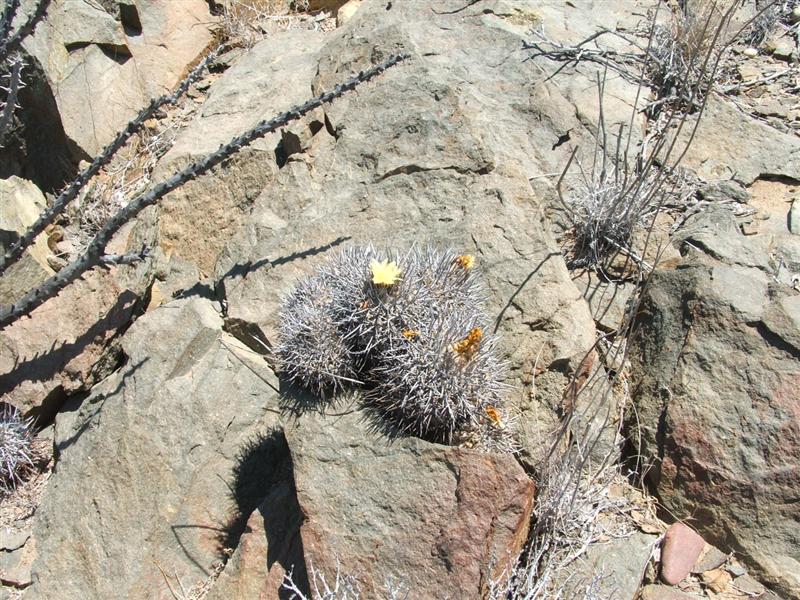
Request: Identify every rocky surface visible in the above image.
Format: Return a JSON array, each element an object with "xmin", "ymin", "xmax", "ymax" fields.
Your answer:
[
  {"xmin": 630, "ymin": 207, "xmax": 800, "ymax": 597},
  {"xmin": 1, "ymin": 0, "xmax": 799, "ymax": 599},
  {"xmin": 25, "ymin": 297, "xmax": 284, "ymax": 599},
  {"xmin": 0, "ymin": 177, "xmax": 52, "ymax": 306},
  {"xmin": 286, "ymin": 409, "xmax": 534, "ymax": 598},
  {"xmin": 152, "ymin": 29, "xmax": 327, "ymax": 275},
  {"xmin": 20, "ymin": 0, "xmax": 216, "ymax": 160}
]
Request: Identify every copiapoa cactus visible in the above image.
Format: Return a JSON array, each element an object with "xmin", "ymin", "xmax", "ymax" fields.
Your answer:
[
  {"xmin": 0, "ymin": 403, "xmax": 34, "ymax": 494},
  {"xmin": 276, "ymin": 245, "xmax": 515, "ymax": 448}
]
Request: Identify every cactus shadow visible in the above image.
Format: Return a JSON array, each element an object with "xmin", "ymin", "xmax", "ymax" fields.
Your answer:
[{"xmin": 216, "ymin": 428, "xmax": 310, "ymax": 598}]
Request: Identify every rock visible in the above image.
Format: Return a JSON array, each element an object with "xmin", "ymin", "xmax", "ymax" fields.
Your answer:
[
  {"xmin": 701, "ymin": 566, "xmax": 732, "ymax": 593},
  {"xmin": 0, "ymin": 177, "xmax": 54, "ymax": 306},
  {"xmin": 738, "ymin": 63, "xmax": 761, "ymax": 80},
  {"xmin": 0, "ymin": 529, "xmax": 29, "ymax": 552},
  {"xmin": 767, "ymin": 37, "xmax": 796, "ymax": 62},
  {"xmin": 59, "ymin": 0, "xmax": 127, "ymax": 49},
  {"xmin": 0, "ymin": 269, "xmax": 142, "ymax": 421},
  {"xmin": 691, "ymin": 544, "xmax": 728, "ymax": 573},
  {"xmin": 661, "ymin": 523, "xmax": 705, "ymax": 585},
  {"xmin": 675, "ymin": 207, "xmax": 771, "ymax": 273},
  {"xmin": 754, "ymin": 99, "xmax": 790, "ymax": 119},
  {"xmin": 630, "ymin": 207, "xmax": 800, "ymax": 597},
  {"xmin": 22, "ymin": 0, "xmax": 217, "ymax": 158},
  {"xmin": 285, "ymin": 408, "xmax": 534, "ymax": 599},
  {"xmin": 205, "ymin": 478, "xmax": 305, "ymax": 600},
  {"xmin": 676, "ymin": 96, "xmax": 800, "ymax": 184},
  {"xmin": 640, "ymin": 584, "xmax": 696, "ymax": 600},
  {"xmin": 574, "ymin": 272, "xmax": 635, "ymax": 332},
  {"xmin": 742, "ymin": 47, "xmax": 759, "ymax": 57},
  {"xmin": 153, "ymin": 29, "xmax": 327, "ymax": 274},
  {"xmin": 336, "ymin": 0, "xmax": 362, "ymax": 26},
  {"xmin": 567, "ymin": 531, "xmax": 657, "ymax": 599},
  {"xmin": 698, "ymin": 180, "xmax": 750, "ymax": 204},
  {"xmin": 0, "ymin": 536, "xmax": 35, "ymax": 587},
  {"xmin": 761, "ymin": 293, "xmax": 800, "ymax": 353},
  {"xmin": 25, "ymin": 298, "xmax": 283, "ymax": 600}
]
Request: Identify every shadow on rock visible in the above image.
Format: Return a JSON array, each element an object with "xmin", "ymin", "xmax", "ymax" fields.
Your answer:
[{"xmin": 218, "ymin": 428, "xmax": 310, "ymax": 597}]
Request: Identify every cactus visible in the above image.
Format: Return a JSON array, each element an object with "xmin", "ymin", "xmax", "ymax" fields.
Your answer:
[
  {"xmin": 277, "ymin": 245, "xmax": 515, "ymax": 448},
  {"xmin": 276, "ymin": 273, "xmax": 360, "ymax": 395},
  {"xmin": 0, "ymin": 403, "xmax": 34, "ymax": 493}
]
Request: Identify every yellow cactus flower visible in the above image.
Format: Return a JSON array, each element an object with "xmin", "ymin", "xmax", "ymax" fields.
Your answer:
[
  {"xmin": 455, "ymin": 254, "xmax": 475, "ymax": 270},
  {"xmin": 370, "ymin": 259, "xmax": 402, "ymax": 286},
  {"xmin": 485, "ymin": 406, "xmax": 505, "ymax": 429},
  {"xmin": 452, "ymin": 327, "xmax": 483, "ymax": 359}
]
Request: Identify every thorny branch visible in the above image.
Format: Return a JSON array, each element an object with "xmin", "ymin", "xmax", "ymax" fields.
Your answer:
[
  {"xmin": 0, "ymin": 53, "xmax": 408, "ymax": 329},
  {"xmin": 0, "ymin": 45, "xmax": 224, "ymax": 275}
]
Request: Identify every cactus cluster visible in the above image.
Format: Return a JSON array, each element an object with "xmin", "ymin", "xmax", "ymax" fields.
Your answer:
[
  {"xmin": 0, "ymin": 403, "xmax": 34, "ymax": 493},
  {"xmin": 277, "ymin": 246, "xmax": 516, "ymax": 449}
]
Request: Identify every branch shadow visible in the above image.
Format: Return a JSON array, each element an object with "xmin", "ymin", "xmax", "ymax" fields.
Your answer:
[
  {"xmin": 215, "ymin": 236, "xmax": 352, "ymax": 302},
  {"xmin": 54, "ymin": 357, "xmax": 148, "ymax": 456},
  {"xmin": 493, "ymin": 251, "xmax": 561, "ymax": 334},
  {"xmin": 0, "ymin": 289, "xmax": 139, "ymax": 422}
]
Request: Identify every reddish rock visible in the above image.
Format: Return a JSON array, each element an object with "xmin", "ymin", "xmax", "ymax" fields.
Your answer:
[
  {"xmin": 0, "ymin": 270, "xmax": 140, "ymax": 420},
  {"xmin": 286, "ymin": 409, "xmax": 534, "ymax": 599},
  {"xmin": 660, "ymin": 523, "xmax": 705, "ymax": 585}
]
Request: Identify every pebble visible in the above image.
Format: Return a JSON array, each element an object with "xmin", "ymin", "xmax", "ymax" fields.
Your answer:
[
  {"xmin": 639, "ymin": 584, "xmax": 695, "ymax": 600},
  {"xmin": 691, "ymin": 544, "xmax": 728, "ymax": 573},
  {"xmin": 660, "ymin": 522, "xmax": 705, "ymax": 585},
  {"xmin": 743, "ymin": 47, "xmax": 759, "ymax": 58}
]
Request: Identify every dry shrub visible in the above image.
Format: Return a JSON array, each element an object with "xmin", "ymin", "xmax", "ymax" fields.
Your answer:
[{"xmin": 220, "ymin": 0, "xmax": 313, "ymax": 47}]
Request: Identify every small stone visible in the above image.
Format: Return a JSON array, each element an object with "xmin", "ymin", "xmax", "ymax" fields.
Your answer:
[
  {"xmin": 692, "ymin": 544, "xmax": 728, "ymax": 573},
  {"xmin": 769, "ymin": 38, "xmax": 796, "ymax": 62},
  {"xmin": 742, "ymin": 47, "xmax": 759, "ymax": 57},
  {"xmin": 726, "ymin": 560, "xmax": 747, "ymax": 577},
  {"xmin": 46, "ymin": 254, "xmax": 68, "ymax": 271},
  {"xmin": 741, "ymin": 221, "xmax": 759, "ymax": 235},
  {"xmin": 336, "ymin": 0, "xmax": 362, "ymax": 26},
  {"xmin": 701, "ymin": 567, "xmax": 732, "ymax": 593},
  {"xmin": 754, "ymin": 99, "xmax": 789, "ymax": 119},
  {"xmin": 732, "ymin": 574, "xmax": 766, "ymax": 595},
  {"xmin": 0, "ymin": 528, "xmax": 29, "ymax": 552},
  {"xmin": 660, "ymin": 523, "xmax": 705, "ymax": 585},
  {"xmin": 639, "ymin": 584, "xmax": 696, "ymax": 600},
  {"xmin": 738, "ymin": 64, "xmax": 761, "ymax": 81},
  {"xmin": 789, "ymin": 200, "xmax": 800, "ymax": 235}
]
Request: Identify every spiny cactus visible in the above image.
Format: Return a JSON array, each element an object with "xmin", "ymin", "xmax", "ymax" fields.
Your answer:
[
  {"xmin": 366, "ymin": 311, "xmax": 508, "ymax": 443},
  {"xmin": 277, "ymin": 245, "xmax": 514, "ymax": 447},
  {"xmin": 0, "ymin": 403, "xmax": 34, "ymax": 493},
  {"xmin": 277, "ymin": 273, "xmax": 360, "ymax": 395}
]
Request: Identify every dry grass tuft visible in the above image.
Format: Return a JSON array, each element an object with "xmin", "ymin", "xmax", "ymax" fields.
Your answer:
[{"xmin": 219, "ymin": 0, "xmax": 335, "ymax": 48}]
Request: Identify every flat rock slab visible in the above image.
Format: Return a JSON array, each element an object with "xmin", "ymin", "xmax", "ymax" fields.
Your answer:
[
  {"xmin": 640, "ymin": 584, "xmax": 698, "ymax": 600},
  {"xmin": 285, "ymin": 408, "xmax": 534, "ymax": 599},
  {"xmin": 25, "ymin": 298, "xmax": 282, "ymax": 600}
]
